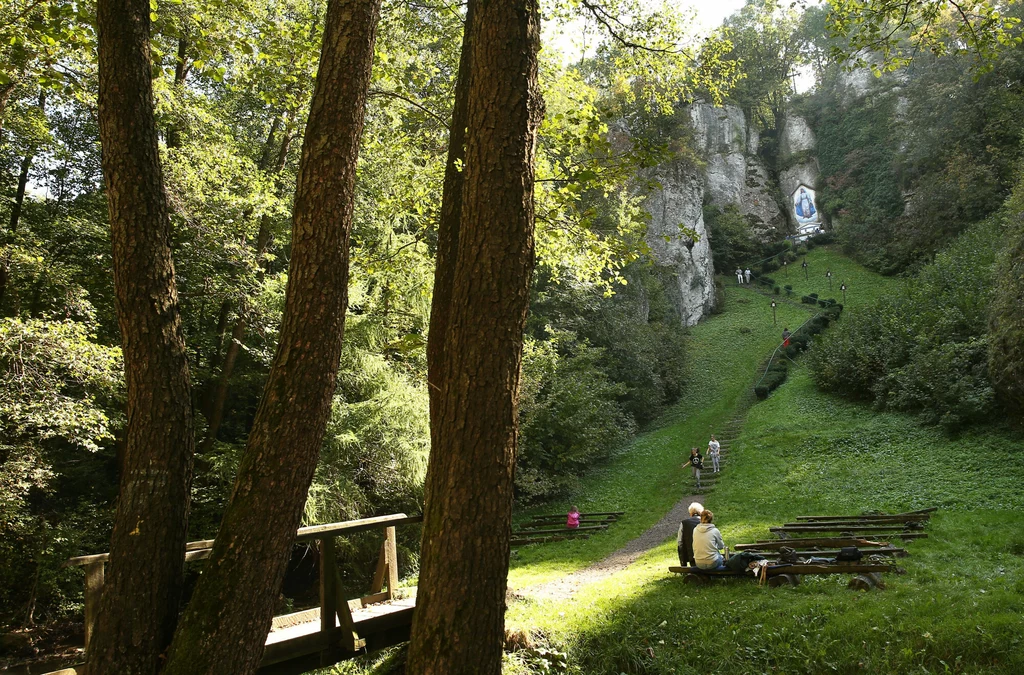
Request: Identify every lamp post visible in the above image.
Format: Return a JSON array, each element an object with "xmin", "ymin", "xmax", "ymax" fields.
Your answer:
[
  {"xmin": 771, "ymin": 300, "xmax": 777, "ymax": 325},
  {"xmin": 783, "ymin": 260, "xmax": 788, "ymax": 277},
  {"xmin": 802, "ymin": 260, "xmax": 808, "ymax": 280},
  {"xmin": 826, "ymin": 269, "xmax": 833, "ymax": 291},
  {"xmin": 840, "ymin": 283, "xmax": 847, "ymax": 304}
]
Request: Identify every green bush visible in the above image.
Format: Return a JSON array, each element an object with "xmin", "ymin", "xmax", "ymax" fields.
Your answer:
[
  {"xmin": 810, "ymin": 220, "xmax": 1003, "ymax": 430},
  {"xmin": 801, "ymin": 295, "xmax": 816, "ymax": 304},
  {"xmin": 516, "ymin": 333, "xmax": 636, "ymax": 503},
  {"xmin": 988, "ymin": 176, "xmax": 1024, "ymax": 419},
  {"xmin": 754, "ymin": 360, "xmax": 788, "ymax": 399}
]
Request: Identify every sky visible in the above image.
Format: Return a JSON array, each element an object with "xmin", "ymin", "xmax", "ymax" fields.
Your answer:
[{"xmin": 544, "ymin": 0, "xmax": 817, "ymax": 93}]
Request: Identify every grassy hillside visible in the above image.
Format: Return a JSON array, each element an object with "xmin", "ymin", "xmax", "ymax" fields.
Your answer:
[
  {"xmin": 503, "ymin": 365, "xmax": 1024, "ymax": 673},
  {"xmin": 507, "ymin": 246, "xmax": 899, "ymax": 588}
]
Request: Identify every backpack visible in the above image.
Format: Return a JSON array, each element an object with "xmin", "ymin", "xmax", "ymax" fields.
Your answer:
[{"xmin": 836, "ymin": 546, "xmax": 863, "ymax": 562}]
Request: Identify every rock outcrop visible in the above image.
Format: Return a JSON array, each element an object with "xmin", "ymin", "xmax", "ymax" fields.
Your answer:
[
  {"xmin": 643, "ymin": 160, "xmax": 715, "ymax": 327},
  {"xmin": 690, "ymin": 103, "xmax": 784, "ymax": 241},
  {"xmin": 778, "ymin": 113, "xmax": 825, "ymax": 234}
]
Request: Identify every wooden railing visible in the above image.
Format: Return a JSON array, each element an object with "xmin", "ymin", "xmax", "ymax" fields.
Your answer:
[{"xmin": 64, "ymin": 513, "xmax": 423, "ymax": 671}]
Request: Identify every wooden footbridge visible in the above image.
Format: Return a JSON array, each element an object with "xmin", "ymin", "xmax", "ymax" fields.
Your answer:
[{"xmin": 57, "ymin": 513, "xmax": 423, "ymax": 674}]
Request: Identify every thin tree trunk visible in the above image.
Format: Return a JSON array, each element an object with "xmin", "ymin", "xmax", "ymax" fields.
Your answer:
[
  {"xmin": 86, "ymin": 0, "xmax": 195, "ymax": 672},
  {"xmin": 208, "ymin": 299, "xmax": 232, "ymax": 371},
  {"xmin": 161, "ymin": 0, "xmax": 380, "ymax": 671},
  {"xmin": 425, "ymin": 0, "xmax": 474, "ymax": 420},
  {"xmin": 1, "ymin": 92, "xmax": 44, "ymax": 310},
  {"xmin": 407, "ymin": 0, "xmax": 542, "ymax": 671},
  {"xmin": 166, "ymin": 36, "xmax": 189, "ymax": 149},
  {"xmin": 199, "ymin": 123, "xmax": 294, "ymax": 453},
  {"xmin": 9, "ymin": 153, "xmax": 31, "ymax": 232},
  {"xmin": 0, "ymin": 81, "xmax": 15, "ymax": 136}
]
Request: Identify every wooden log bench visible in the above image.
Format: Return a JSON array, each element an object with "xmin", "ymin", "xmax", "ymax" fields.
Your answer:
[
  {"xmin": 735, "ymin": 537, "xmax": 893, "ymax": 551},
  {"xmin": 669, "ymin": 562, "xmax": 896, "ymax": 589},
  {"xmin": 794, "ymin": 508, "xmax": 935, "ymax": 522}
]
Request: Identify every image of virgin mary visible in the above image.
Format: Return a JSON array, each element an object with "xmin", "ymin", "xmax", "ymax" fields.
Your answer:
[{"xmin": 795, "ymin": 187, "xmax": 816, "ymax": 219}]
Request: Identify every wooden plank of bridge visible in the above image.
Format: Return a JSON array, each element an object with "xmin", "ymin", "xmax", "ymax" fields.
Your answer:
[{"xmin": 320, "ymin": 538, "xmax": 337, "ymax": 640}]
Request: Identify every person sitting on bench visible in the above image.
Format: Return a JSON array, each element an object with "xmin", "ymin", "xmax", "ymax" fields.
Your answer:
[
  {"xmin": 693, "ymin": 509, "xmax": 726, "ymax": 571},
  {"xmin": 676, "ymin": 502, "xmax": 704, "ymax": 567}
]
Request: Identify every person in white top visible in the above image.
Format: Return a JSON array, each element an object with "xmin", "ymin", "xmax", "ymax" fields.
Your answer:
[
  {"xmin": 707, "ymin": 435, "xmax": 721, "ymax": 473},
  {"xmin": 744, "ymin": 268, "xmax": 752, "ymax": 284},
  {"xmin": 735, "ymin": 268, "xmax": 743, "ymax": 285},
  {"xmin": 693, "ymin": 509, "xmax": 726, "ymax": 570}
]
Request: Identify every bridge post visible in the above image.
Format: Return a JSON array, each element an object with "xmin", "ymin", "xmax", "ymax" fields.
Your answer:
[
  {"xmin": 319, "ymin": 538, "xmax": 337, "ymax": 637},
  {"xmin": 83, "ymin": 561, "xmax": 105, "ymax": 651},
  {"xmin": 385, "ymin": 526, "xmax": 398, "ymax": 599}
]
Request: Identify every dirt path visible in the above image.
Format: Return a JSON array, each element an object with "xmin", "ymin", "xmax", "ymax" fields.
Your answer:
[{"xmin": 515, "ymin": 492, "xmax": 704, "ymax": 602}]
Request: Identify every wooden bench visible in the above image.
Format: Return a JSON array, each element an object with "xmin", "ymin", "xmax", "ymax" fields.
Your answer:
[{"xmin": 669, "ymin": 562, "xmax": 896, "ymax": 588}]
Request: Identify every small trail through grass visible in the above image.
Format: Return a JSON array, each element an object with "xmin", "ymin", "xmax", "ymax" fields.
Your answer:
[
  {"xmin": 508, "ymin": 249, "xmax": 875, "ymax": 595},
  {"xmin": 502, "ymin": 249, "xmax": 1024, "ymax": 674}
]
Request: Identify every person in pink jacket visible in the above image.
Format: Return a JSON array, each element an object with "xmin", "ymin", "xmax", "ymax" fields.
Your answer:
[{"xmin": 566, "ymin": 506, "xmax": 581, "ymax": 529}]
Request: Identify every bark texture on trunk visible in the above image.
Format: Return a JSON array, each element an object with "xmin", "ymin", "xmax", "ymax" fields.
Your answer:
[
  {"xmin": 407, "ymin": 0, "xmax": 543, "ymax": 671},
  {"xmin": 425, "ymin": 1, "xmax": 474, "ymax": 419},
  {"xmin": 161, "ymin": 0, "xmax": 380, "ymax": 672},
  {"xmin": 86, "ymin": 1, "xmax": 195, "ymax": 673}
]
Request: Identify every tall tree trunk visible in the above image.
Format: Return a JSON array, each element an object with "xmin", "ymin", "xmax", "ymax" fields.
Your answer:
[
  {"xmin": 407, "ymin": 0, "xmax": 542, "ymax": 671},
  {"xmin": 425, "ymin": 1, "xmax": 474, "ymax": 420},
  {"xmin": 86, "ymin": 0, "xmax": 195, "ymax": 673},
  {"xmin": 161, "ymin": 0, "xmax": 380, "ymax": 671},
  {"xmin": 199, "ymin": 123, "xmax": 294, "ymax": 453},
  {"xmin": 166, "ymin": 36, "xmax": 189, "ymax": 149}
]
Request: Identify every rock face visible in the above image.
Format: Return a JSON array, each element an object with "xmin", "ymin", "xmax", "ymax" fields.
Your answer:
[
  {"xmin": 690, "ymin": 103, "xmax": 784, "ymax": 240},
  {"xmin": 640, "ymin": 104, "xmax": 826, "ymax": 325},
  {"xmin": 779, "ymin": 113, "xmax": 825, "ymax": 234},
  {"xmin": 643, "ymin": 160, "xmax": 715, "ymax": 326}
]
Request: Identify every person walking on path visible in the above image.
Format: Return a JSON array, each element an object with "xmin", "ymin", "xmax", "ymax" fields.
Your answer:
[
  {"xmin": 744, "ymin": 268, "xmax": 752, "ymax": 284},
  {"xmin": 676, "ymin": 502, "xmax": 704, "ymax": 567},
  {"xmin": 682, "ymin": 447, "xmax": 705, "ymax": 488},
  {"xmin": 707, "ymin": 435, "xmax": 721, "ymax": 473},
  {"xmin": 782, "ymin": 327, "xmax": 791, "ymax": 347},
  {"xmin": 735, "ymin": 268, "xmax": 743, "ymax": 285}
]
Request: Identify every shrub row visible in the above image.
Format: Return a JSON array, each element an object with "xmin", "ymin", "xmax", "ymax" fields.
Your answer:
[{"xmin": 756, "ymin": 303, "xmax": 844, "ymax": 399}]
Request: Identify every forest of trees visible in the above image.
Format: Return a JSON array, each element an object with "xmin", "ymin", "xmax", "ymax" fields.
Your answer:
[{"xmin": 1, "ymin": 0, "xmax": 1023, "ymax": 672}]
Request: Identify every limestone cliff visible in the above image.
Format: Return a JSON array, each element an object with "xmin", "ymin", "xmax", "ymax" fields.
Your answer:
[{"xmin": 643, "ymin": 160, "xmax": 715, "ymax": 327}]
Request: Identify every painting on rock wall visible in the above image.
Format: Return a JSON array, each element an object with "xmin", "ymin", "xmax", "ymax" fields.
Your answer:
[{"xmin": 791, "ymin": 185, "xmax": 822, "ymax": 236}]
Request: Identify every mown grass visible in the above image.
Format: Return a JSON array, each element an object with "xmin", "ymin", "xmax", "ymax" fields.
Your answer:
[
  {"xmin": 503, "ymin": 365, "xmax": 1024, "ymax": 674},
  {"xmin": 506, "ymin": 280, "xmax": 813, "ymax": 589},
  {"xmin": 768, "ymin": 245, "xmax": 902, "ymax": 308}
]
